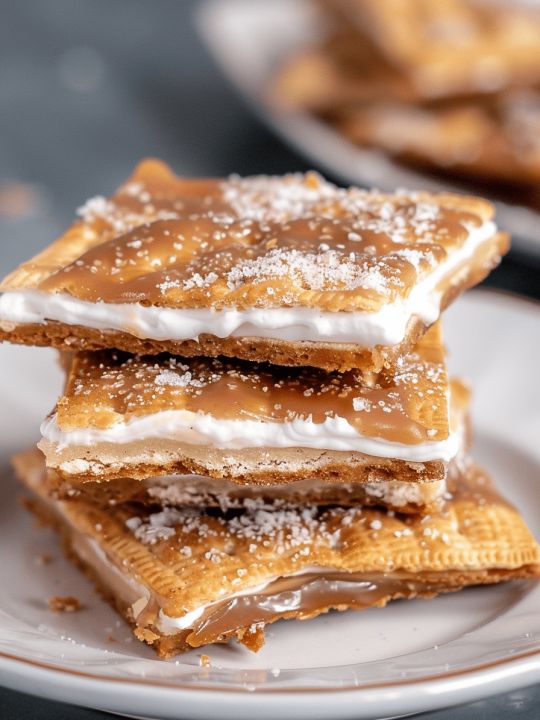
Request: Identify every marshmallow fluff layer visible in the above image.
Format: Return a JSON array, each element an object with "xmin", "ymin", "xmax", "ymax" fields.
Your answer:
[{"xmin": 41, "ymin": 410, "xmax": 460, "ymax": 463}]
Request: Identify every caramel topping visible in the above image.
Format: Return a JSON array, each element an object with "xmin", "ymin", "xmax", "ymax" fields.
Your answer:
[
  {"xmin": 57, "ymin": 323, "xmax": 449, "ymax": 445},
  {"xmin": 184, "ymin": 571, "xmax": 465, "ymax": 646},
  {"xmin": 23, "ymin": 158, "xmax": 493, "ymax": 313}
]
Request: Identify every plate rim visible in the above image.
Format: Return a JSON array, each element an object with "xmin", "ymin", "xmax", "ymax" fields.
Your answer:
[
  {"xmin": 0, "ymin": 641, "xmax": 539, "ymax": 720},
  {"xmin": 0, "ymin": 633, "xmax": 540, "ymax": 696}
]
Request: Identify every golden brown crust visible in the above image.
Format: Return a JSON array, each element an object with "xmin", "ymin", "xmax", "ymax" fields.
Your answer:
[
  {"xmin": 37, "ymin": 337, "xmax": 465, "ymax": 488},
  {"xmin": 0, "ymin": 158, "xmax": 506, "ymax": 374},
  {"xmin": 39, "ymin": 438, "xmax": 446, "ymax": 486},
  {"xmin": 0, "ymin": 159, "xmax": 495, "ymax": 310},
  {"xmin": 53, "ymin": 493, "xmax": 535, "ymax": 660},
  {"xmin": 17, "ymin": 451, "xmax": 540, "ymax": 615},
  {"xmin": 28, "ymin": 394, "xmax": 471, "ymax": 512},
  {"xmin": 52, "ymin": 322, "xmax": 448, "ymax": 433},
  {"xmin": 86, "ymin": 561, "xmax": 540, "ymax": 659},
  {"xmin": 39, "ymin": 462, "xmax": 448, "ymax": 516},
  {"xmin": 0, "ymin": 319, "xmax": 418, "ymax": 374}
]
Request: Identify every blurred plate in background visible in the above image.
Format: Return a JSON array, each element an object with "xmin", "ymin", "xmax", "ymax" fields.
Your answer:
[{"xmin": 198, "ymin": 0, "xmax": 540, "ymax": 255}]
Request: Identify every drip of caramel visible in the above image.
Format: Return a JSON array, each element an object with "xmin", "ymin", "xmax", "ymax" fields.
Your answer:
[{"xmin": 185, "ymin": 571, "xmax": 459, "ymax": 646}]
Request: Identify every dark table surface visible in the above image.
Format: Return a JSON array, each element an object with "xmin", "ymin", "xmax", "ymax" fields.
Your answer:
[{"xmin": 0, "ymin": 1, "xmax": 539, "ymax": 718}]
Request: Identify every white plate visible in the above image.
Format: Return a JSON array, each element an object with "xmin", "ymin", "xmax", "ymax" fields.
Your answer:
[
  {"xmin": 197, "ymin": 0, "xmax": 540, "ymax": 255},
  {"xmin": 0, "ymin": 290, "xmax": 539, "ymax": 719}
]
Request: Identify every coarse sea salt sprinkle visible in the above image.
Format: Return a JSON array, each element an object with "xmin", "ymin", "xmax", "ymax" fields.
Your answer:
[
  {"xmin": 72, "ymin": 171, "xmax": 451, "ymax": 302},
  {"xmin": 221, "ymin": 173, "xmax": 441, "ymax": 237},
  {"xmin": 352, "ymin": 397, "xmax": 372, "ymax": 412},
  {"xmin": 154, "ymin": 369, "xmax": 195, "ymax": 388},
  {"xmin": 225, "ymin": 248, "xmax": 396, "ymax": 294},
  {"xmin": 124, "ymin": 499, "xmax": 352, "ymax": 553}
]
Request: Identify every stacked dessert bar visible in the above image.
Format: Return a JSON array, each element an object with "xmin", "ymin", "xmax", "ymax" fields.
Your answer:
[{"xmin": 3, "ymin": 159, "xmax": 539, "ymax": 657}]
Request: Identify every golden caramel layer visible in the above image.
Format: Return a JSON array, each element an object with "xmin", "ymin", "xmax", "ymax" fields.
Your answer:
[{"xmin": 1, "ymin": 159, "xmax": 494, "ymax": 314}]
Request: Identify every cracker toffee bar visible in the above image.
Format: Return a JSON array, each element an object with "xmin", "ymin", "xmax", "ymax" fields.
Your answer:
[
  {"xmin": 39, "ymin": 325, "xmax": 469, "ymax": 488},
  {"xmin": 0, "ymin": 159, "xmax": 507, "ymax": 372},
  {"xmin": 15, "ymin": 450, "xmax": 540, "ymax": 658}
]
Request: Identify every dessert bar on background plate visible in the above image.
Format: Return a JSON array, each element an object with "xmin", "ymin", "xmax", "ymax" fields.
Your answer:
[
  {"xmin": 0, "ymin": 158, "xmax": 507, "ymax": 372},
  {"xmin": 273, "ymin": 1, "xmax": 540, "ymax": 193},
  {"xmin": 327, "ymin": 0, "xmax": 540, "ymax": 99}
]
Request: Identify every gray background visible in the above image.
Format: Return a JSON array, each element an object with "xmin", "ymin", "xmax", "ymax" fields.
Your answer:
[{"xmin": 0, "ymin": 1, "xmax": 539, "ymax": 718}]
